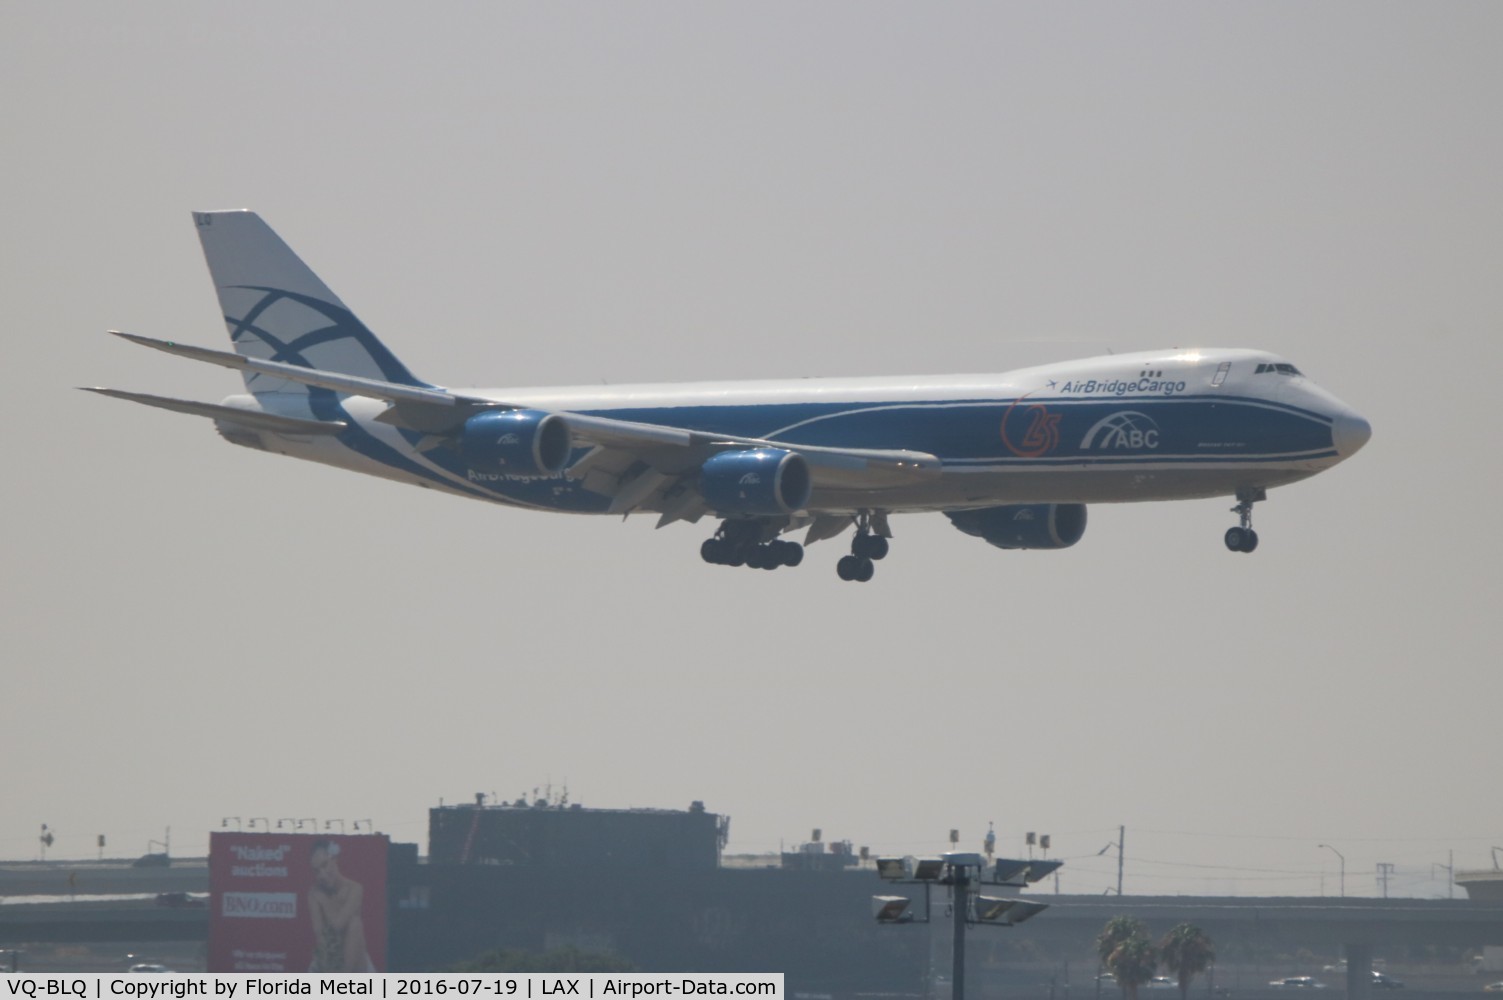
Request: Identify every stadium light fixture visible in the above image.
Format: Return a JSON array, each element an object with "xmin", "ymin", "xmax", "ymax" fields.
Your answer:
[
  {"xmin": 870, "ymin": 836, "xmax": 1062, "ymax": 1000},
  {"xmin": 912, "ymin": 858, "xmax": 946, "ymax": 880}
]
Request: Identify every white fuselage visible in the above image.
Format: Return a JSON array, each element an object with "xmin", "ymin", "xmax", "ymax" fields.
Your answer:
[{"xmin": 227, "ymin": 347, "xmax": 1370, "ymax": 517}]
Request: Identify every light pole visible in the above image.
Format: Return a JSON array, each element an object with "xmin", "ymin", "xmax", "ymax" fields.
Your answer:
[
  {"xmin": 873, "ymin": 852, "xmax": 1060, "ymax": 1000},
  {"xmin": 1318, "ymin": 844, "xmax": 1345, "ymax": 898}
]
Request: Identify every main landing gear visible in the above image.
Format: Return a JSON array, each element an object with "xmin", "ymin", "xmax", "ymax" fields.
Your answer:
[
  {"xmin": 836, "ymin": 513, "xmax": 890, "ymax": 583},
  {"xmin": 701, "ymin": 519, "xmax": 804, "ymax": 571},
  {"xmin": 1224, "ymin": 488, "xmax": 1266, "ymax": 554}
]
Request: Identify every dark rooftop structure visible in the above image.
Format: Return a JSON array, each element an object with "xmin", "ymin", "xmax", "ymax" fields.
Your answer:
[{"xmin": 427, "ymin": 795, "xmax": 729, "ymax": 870}]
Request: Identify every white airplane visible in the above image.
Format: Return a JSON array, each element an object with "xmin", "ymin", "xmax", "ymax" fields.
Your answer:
[{"xmin": 87, "ymin": 211, "xmax": 1371, "ymax": 581}]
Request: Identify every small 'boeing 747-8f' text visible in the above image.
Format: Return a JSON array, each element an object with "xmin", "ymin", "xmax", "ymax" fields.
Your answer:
[{"xmin": 88, "ymin": 211, "xmax": 1371, "ymax": 581}]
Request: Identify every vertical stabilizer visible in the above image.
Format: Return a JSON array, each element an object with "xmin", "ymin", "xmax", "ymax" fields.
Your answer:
[{"xmin": 193, "ymin": 210, "xmax": 426, "ymax": 397}]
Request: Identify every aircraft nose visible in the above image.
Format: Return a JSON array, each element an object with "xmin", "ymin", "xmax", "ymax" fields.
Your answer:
[{"xmin": 1332, "ymin": 409, "xmax": 1372, "ymax": 458}]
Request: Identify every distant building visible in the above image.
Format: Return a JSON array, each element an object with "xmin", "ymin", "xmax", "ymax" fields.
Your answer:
[
  {"xmin": 427, "ymin": 796, "xmax": 728, "ymax": 870},
  {"xmin": 781, "ymin": 837, "xmax": 860, "ymax": 872}
]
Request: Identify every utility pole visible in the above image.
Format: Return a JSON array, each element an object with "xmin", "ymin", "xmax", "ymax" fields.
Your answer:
[
  {"xmin": 1319, "ymin": 844, "xmax": 1345, "ymax": 898},
  {"xmin": 1433, "ymin": 854, "xmax": 1455, "ymax": 900},
  {"xmin": 1377, "ymin": 863, "xmax": 1395, "ymax": 898},
  {"xmin": 1096, "ymin": 828, "xmax": 1125, "ymax": 895},
  {"xmin": 1117, "ymin": 826, "xmax": 1125, "ymax": 897}
]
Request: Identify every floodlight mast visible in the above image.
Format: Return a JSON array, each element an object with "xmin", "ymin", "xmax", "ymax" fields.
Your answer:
[
  {"xmin": 948, "ymin": 853, "xmax": 975, "ymax": 1000},
  {"xmin": 873, "ymin": 851, "xmax": 1060, "ymax": 1000}
]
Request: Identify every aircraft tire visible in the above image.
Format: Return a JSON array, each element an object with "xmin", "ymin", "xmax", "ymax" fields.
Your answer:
[
  {"xmin": 855, "ymin": 557, "xmax": 875, "ymax": 582},
  {"xmin": 1240, "ymin": 529, "xmax": 1259, "ymax": 553},
  {"xmin": 865, "ymin": 535, "xmax": 890, "ymax": 560},
  {"xmin": 701, "ymin": 539, "xmax": 726, "ymax": 564},
  {"xmin": 1224, "ymin": 527, "xmax": 1246, "ymax": 552},
  {"xmin": 837, "ymin": 555, "xmax": 859, "ymax": 581},
  {"xmin": 776, "ymin": 541, "xmax": 804, "ymax": 567}
]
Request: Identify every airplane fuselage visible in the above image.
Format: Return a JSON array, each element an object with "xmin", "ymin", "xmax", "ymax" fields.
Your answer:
[{"xmin": 239, "ymin": 346, "xmax": 1367, "ymax": 517}]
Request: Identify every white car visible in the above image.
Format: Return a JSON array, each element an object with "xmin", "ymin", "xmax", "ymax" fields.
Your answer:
[{"xmin": 1270, "ymin": 978, "xmax": 1327, "ymax": 990}]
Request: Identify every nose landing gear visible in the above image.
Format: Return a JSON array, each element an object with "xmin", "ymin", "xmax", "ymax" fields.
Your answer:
[
  {"xmin": 1225, "ymin": 488, "xmax": 1266, "ymax": 553},
  {"xmin": 836, "ymin": 512, "xmax": 890, "ymax": 582}
]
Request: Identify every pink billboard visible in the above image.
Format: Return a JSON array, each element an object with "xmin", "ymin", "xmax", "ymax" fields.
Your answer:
[{"xmin": 209, "ymin": 831, "xmax": 388, "ymax": 973}]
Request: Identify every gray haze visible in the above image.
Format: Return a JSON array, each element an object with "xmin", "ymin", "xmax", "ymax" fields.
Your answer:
[{"xmin": 3, "ymin": 3, "xmax": 1499, "ymax": 898}]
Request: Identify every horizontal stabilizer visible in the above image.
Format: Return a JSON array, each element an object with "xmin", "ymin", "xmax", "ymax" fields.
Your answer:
[
  {"xmin": 109, "ymin": 331, "xmax": 484, "ymax": 410},
  {"xmin": 80, "ymin": 387, "xmax": 348, "ymax": 436}
]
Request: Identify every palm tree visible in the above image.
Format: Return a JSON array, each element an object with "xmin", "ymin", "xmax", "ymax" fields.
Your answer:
[
  {"xmin": 1098, "ymin": 917, "xmax": 1155, "ymax": 1000},
  {"xmin": 1097, "ymin": 915, "xmax": 1148, "ymax": 966},
  {"xmin": 1104, "ymin": 935, "xmax": 1159, "ymax": 1000},
  {"xmin": 1159, "ymin": 923, "xmax": 1215, "ymax": 1000}
]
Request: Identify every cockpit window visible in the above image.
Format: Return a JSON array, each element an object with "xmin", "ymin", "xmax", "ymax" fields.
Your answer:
[{"xmin": 1255, "ymin": 362, "xmax": 1303, "ymax": 376}]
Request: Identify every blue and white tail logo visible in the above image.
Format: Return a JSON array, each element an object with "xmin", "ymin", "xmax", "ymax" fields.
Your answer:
[{"xmin": 194, "ymin": 211, "xmax": 424, "ymax": 398}]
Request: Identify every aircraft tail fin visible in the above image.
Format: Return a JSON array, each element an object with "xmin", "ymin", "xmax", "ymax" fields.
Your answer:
[{"xmin": 193, "ymin": 210, "xmax": 427, "ymax": 397}]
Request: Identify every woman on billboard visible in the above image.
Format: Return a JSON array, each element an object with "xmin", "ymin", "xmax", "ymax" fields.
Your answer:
[{"xmin": 308, "ymin": 840, "xmax": 376, "ymax": 972}]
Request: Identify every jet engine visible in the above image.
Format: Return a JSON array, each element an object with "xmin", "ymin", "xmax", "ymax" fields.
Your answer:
[
  {"xmin": 699, "ymin": 448, "xmax": 812, "ymax": 516},
  {"xmin": 458, "ymin": 409, "xmax": 572, "ymax": 477},
  {"xmin": 945, "ymin": 504, "xmax": 1087, "ymax": 550}
]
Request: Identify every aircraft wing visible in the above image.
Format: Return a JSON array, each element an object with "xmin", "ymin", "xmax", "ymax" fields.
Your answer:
[
  {"xmin": 557, "ymin": 411, "xmax": 941, "ymax": 521},
  {"xmin": 109, "ymin": 331, "xmax": 942, "ymax": 519}
]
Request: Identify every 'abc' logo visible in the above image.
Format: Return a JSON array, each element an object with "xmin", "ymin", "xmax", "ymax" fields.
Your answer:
[{"xmin": 1080, "ymin": 411, "xmax": 1161, "ymax": 450}]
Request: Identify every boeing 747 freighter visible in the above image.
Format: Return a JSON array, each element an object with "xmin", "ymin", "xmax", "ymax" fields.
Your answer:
[{"xmin": 86, "ymin": 211, "xmax": 1371, "ymax": 581}]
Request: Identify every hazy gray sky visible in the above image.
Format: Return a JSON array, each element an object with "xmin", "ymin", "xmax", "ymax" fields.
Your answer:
[{"xmin": 4, "ymin": 3, "xmax": 1499, "ymax": 898}]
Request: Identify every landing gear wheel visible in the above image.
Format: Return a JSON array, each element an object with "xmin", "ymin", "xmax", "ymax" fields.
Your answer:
[
  {"xmin": 848, "ymin": 511, "xmax": 892, "ymax": 571},
  {"xmin": 703, "ymin": 519, "xmax": 806, "ymax": 570},
  {"xmin": 1225, "ymin": 489, "xmax": 1266, "ymax": 554},
  {"xmin": 837, "ymin": 555, "xmax": 874, "ymax": 582}
]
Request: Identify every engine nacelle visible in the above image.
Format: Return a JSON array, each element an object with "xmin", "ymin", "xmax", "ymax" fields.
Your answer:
[
  {"xmin": 945, "ymin": 504, "xmax": 1088, "ymax": 550},
  {"xmin": 700, "ymin": 448, "xmax": 812, "ymax": 516},
  {"xmin": 458, "ymin": 409, "xmax": 572, "ymax": 477}
]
